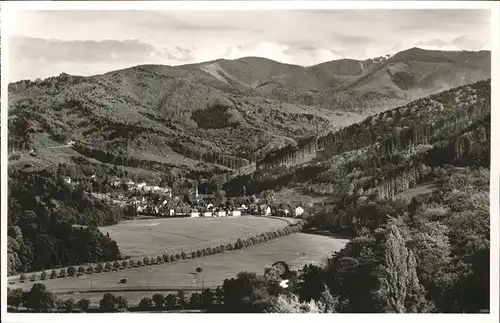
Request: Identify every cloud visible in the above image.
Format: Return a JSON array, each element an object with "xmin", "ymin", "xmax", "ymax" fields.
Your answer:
[
  {"xmin": 10, "ymin": 37, "xmax": 156, "ymax": 63},
  {"xmin": 415, "ymin": 35, "xmax": 488, "ymax": 52},
  {"xmin": 283, "ymin": 46, "xmax": 345, "ymax": 65},
  {"xmin": 157, "ymin": 47, "xmax": 196, "ymax": 62},
  {"xmin": 5, "ymin": 9, "xmax": 491, "ymax": 81}
]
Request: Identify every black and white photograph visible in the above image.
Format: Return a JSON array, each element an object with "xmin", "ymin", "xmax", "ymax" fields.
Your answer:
[{"xmin": 1, "ymin": 1, "xmax": 498, "ymax": 321}]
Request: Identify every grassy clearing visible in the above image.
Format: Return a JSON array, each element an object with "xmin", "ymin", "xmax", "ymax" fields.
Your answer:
[
  {"xmin": 273, "ymin": 188, "xmax": 330, "ymax": 206},
  {"xmin": 11, "ymin": 233, "xmax": 348, "ymax": 304},
  {"xmin": 394, "ymin": 181, "xmax": 440, "ymax": 200},
  {"xmin": 99, "ymin": 216, "xmax": 293, "ymax": 258}
]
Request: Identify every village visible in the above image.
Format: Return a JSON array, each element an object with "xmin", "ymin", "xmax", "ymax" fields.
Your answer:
[{"xmin": 63, "ymin": 174, "xmax": 306, "ymax": 220}]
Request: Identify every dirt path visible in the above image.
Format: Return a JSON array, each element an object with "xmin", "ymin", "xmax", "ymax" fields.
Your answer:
[{"xmin": 394, "ymin": 181, "xmax": 440, "ymax": 200}]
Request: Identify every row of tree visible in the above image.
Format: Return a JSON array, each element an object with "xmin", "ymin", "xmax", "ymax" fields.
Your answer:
[
  {"xmin": 137, "ymin": 289, "xmax": 221, "ymax": 312},
  {"xmin": 17, "ymin": 221, "xmax": 305, "ymax": 282}
]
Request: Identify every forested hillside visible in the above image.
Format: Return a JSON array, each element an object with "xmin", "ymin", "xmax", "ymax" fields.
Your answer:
[
  {"xmin": 216, "ymin": 80, "xmax": 491, "ymax": 314},
  {"xmin": 8, "ymin": 48, "xmax": 490, "ymax": 184},
  {"xmin": 227, "ymin": 79, "xmax": 490, "ymax": 200}
]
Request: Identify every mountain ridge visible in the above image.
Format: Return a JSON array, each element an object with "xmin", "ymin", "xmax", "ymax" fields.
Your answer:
[{"xmin": 8, "ymin": 47, "xmax": 491, "ymax": 187}]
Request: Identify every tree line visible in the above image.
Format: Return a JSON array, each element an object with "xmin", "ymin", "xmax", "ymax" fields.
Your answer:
[{"xmin": 16, "ymin": 221, "xmax": 305, "ymax": 282}]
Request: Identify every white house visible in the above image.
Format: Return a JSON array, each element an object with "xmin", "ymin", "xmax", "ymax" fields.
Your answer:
[
  {"xmin": 284, "ymin": 209, "xmax": 290, "ymax": 217},
  {"xmin": 203, "ymin": 212, "xmax": 213, "ymax": 217},
  {"xmin": 232, "ymin": 210, "xmax": 242, "ymax": 217},
  {"xmin": 137, "ymin": 182, "xmax": 147, "ymax": 190},
  {"xmin": 217, "ymin": 211, "xmax": 227, "ymax": 217},
  {"xmin": 295, "ymin": 206, "xmax": 304, "ymax": 217},
  {"xmin": 137, "ymin": 205, "xmax": 144, "ymax": 213},
  {"xmin": 265, "ymin": 206, "xmax": 272, "ymax": 216},
  {"xmin": 190, "ymin": 211, "xmax": 200, "ymax": 218},
  {"xmin": 169, "ymin": 209, "xmax": 175, "ymax": 216}
]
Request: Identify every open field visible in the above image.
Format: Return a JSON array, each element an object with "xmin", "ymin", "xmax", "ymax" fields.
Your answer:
[
  {"xmin": 11, "ymin": 233, "xmax": 348, "ymax": 304},
  {"xmin": 99, "ymin": 216, "xmax": 296, "ymax": 258}
]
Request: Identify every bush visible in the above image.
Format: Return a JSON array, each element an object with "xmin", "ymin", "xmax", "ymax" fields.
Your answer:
[
  {"xmin": 63, "ymin": 298, "xmax": 76, "ymax": 313},
  {"xmin": 129, "ymin": 260, "xmax": 135, "ymax": 267},
  {"xmin": 50, "ymin": 269, "xmax": 57, "ymax": 279},
  {"xmin": 226, "ymin": 243, "xmax": 233, "ymax": 251},
  {"xmin": 120, "ymin": 278, "xmax": 127, "ymax": 284},
  {"xmin": 197, "ymin": 250, "xmax": 203, "ymax": 257},
  {"xmin": 68, "ymin": 266, "xmax": 77, "ymax": 276},
  {"xmin": 113, "ymin": 260, "xmax": 121, "ymax": 270},
  {"xmin": 143, "ymin": 257, "xmax": 150, "ymax": 266},
  {"xmin": 122, "ymin": 260, "xmax": 129, "ymax": 268},
  {"xmin": 76, "ymin": 299, "xmax": 90, "ymax": 312},
  {"xmin": 99, "ymin": 292, "xmax": 128, "ymax": 312},
  {"xmin": 30, "ymin": 273, "xmax": 37, "ymax": 281},
  {"xmin": 137, "ymin": 260, "xmax": 143, "ymax": 266},
  {"xmin": 235, "ymin": 239, "xmax": 244, "ymax": 249},
  {"xmin": 104, "ymin": 262, "xmax": 112, "ymax": 271},
  {"xmin": 181, "ymin": 251, "xmax": 187, "ymax": 260},
  {"xmin": 152, "ymin": 293, "xmax": 165, "ymax": 310},
  {"xmin": 59, "ymin": 268, "xmax": 67, "ymax": 278},
  {"xmin": 139, "ymin": 297, "xmax": 153, "ymax": 311},
  {"xmin": 151, "ymin": 257, "xmax": 158, "ymax": 265},
  {"xmin": 86, "ymin": 265, "xmax": 95, "ymax": 274},
  {"xmin": 78, "ymin": 266, "xmax": 85, "ymax": 275},
  {"xmin": 169, "ymin": 255, "xmax": 176, "ymax": 262},
  {"xmin": 163, "ymin": 254, "xmax": 170, "ymax": 262},
  {"xmin": 192, "ymin": 251, "xmax": 197, "ymax": 258},
  {"xmin": 40, "ymin": 271, "xmax": 47, "ymax": 280},
  {"xmin": 95, "ymin": 263, "xmax": 103, "ymax": 273}
]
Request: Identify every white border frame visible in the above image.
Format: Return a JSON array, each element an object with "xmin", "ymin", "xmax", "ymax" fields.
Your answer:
[{"xmin": 1, "ymin": 2, "xmax": 498, "ymax": 323}]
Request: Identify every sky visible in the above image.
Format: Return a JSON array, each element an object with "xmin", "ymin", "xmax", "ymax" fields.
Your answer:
[{"xmin": 5, "ymin": 9, "xmax": 491, "ymax": 81}]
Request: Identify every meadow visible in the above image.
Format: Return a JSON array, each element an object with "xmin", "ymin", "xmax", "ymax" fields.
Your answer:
[
  {"xmin": 98, "ymin": 216, "xmax": 296, "ymax": 258},
  {"xmin": 12, "ymin": 233, "xmax": 348, "ymax": 305}
]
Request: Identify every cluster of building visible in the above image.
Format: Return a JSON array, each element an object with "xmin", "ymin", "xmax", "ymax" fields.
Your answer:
[{"xmin": 68, "ymin": 175, "xmax": 306, "ymax": 219}]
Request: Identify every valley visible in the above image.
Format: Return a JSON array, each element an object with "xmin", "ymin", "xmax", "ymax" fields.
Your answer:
[{"xmin": 7, "ymin": 47, "xmax": 491, "ymax": 314}]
